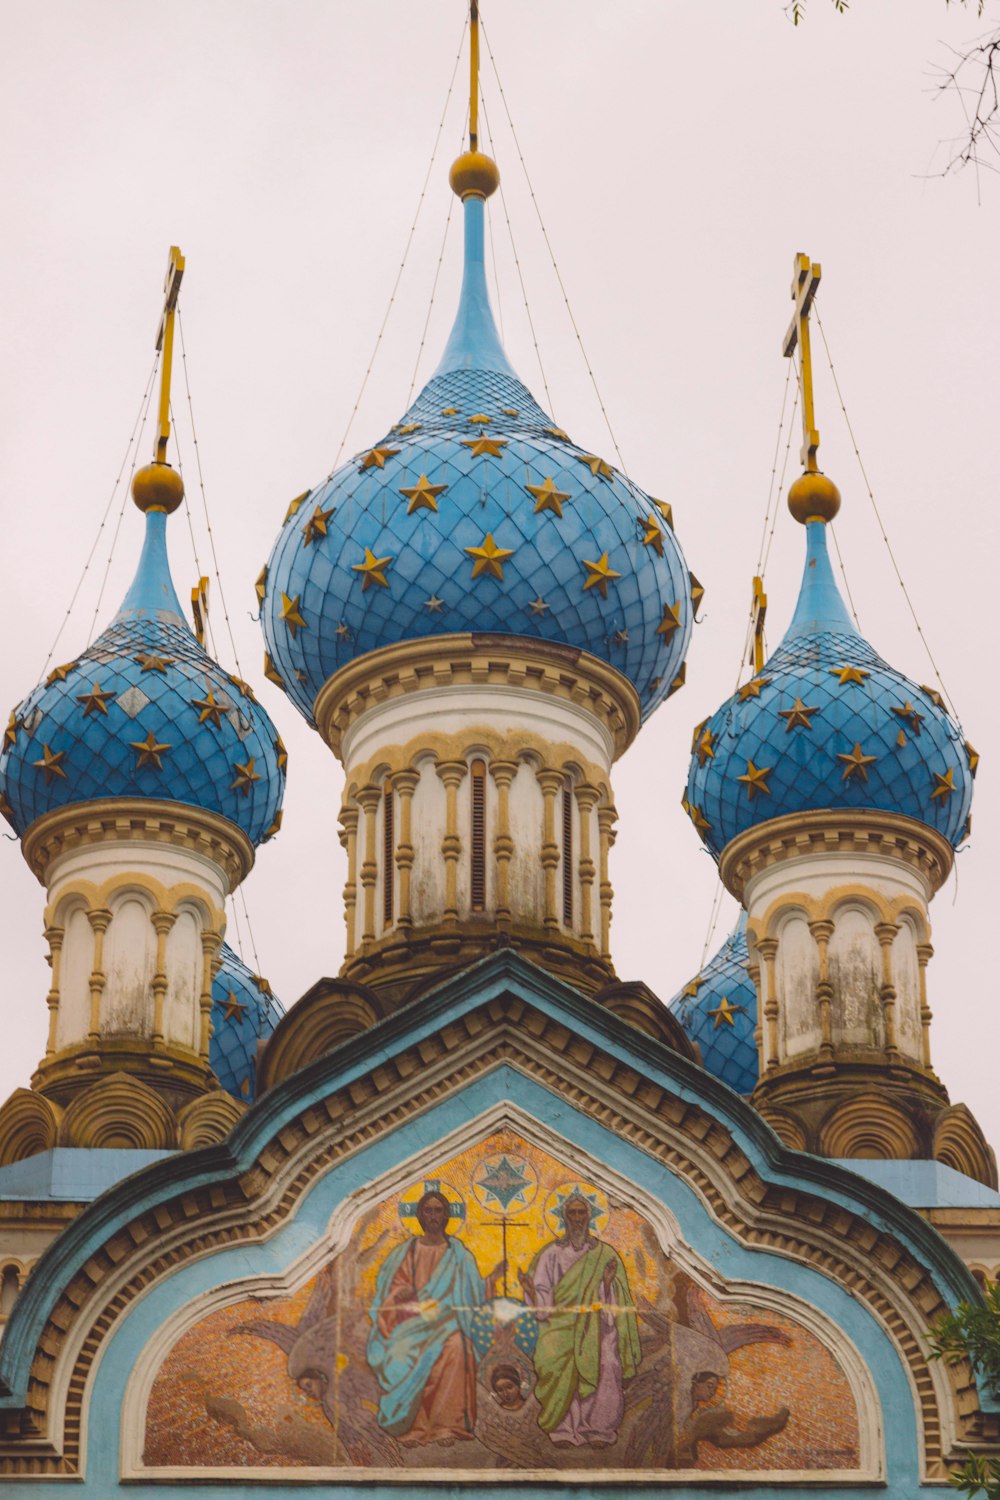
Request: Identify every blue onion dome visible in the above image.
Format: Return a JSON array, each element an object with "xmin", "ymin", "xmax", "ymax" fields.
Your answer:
[
  {"xmin": 0, "ymin": 464, "xmax": 285, "ymax": 846},
  {"xmin": 668, "ymin": 912, "xmax": 758, "ymax": 1095},
  {"xmin": 683, "ymin": 476, "xmax": 975, "ymax": 860},
  {"xmin": 210, "ymin": 941, "xmax": 284, "ymax": 1103},
  {"xmin": 260, "ymin": 156, "xmax": 697, "ymax": 726}
]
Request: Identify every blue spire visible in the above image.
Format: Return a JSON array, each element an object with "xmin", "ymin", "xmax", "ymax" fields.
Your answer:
[
  {"xmin": 782, "ymin": 519, "xmax": 859, "ymax": 644},
  {"xmin": 118, "ymin": 507, "xmax": 186, "ymax": 623},
  {"xmin": 433, "ymin": 195, "xmax": 515, "ymax": 379}
]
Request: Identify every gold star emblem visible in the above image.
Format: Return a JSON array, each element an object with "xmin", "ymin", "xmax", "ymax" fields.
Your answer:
[
  {"xmin": 930, "ymin": 767, "xmax": 956, "ymax": 801},
  {"xmin": 231, "ymin": 756, "xmax": 261, "ymax": 796},
  {"xmin": 639, "ymin": 514, "xmax": 664, "ymax": 555},
  {"xmin": 219, "ymin": 990, "xmax": 246, "ymax": 1024},
  {"xmin": 652, "ymin": 498, "xmax": 674, "ymax": 529},
  {"xmin": 582, "ymin": 553, "xmax": 621, "ymax": 598},
  {"xmin": 284, "ymin": 491, "xmax": 310, "ymax": 523},
  {"xmin": 352, "ymin": 547, "xmax": 393, "ymax": 590},
  {"xmin": 578, "ymin": 454, "xmax": 613, "ymax": 479},
  {"xmin": 423, "ymin": 595, "xmax": 444, "ymax": 612},
  {"xmin": 274, "ymin": 735, "xmax": 288, "ymax": 770},
  {"xmin": 837, "ymin": 742, "xmax": 878, "ymax": 782},
  {"xmin": 252, "ymin": 973, "xmax": 274, "ymax": 997},
  {"xmin": 462, "ymin": 436, "xmax": 507, "ymax": 458},
  {"xmin": 681, "ymin": 977, "xmax": 702, "ymax": 999},
  {"xmin": 667, "ymin": 666, "xmax": 686, "ymax": 698},
  {"xmin": 965, "ymin": 741, "xmax": 980, "ymax": 777},
  {"xmin": 399, "ymin": 475, "xmax": 447, "ymax": 514},
  {"xmin": 528, "ymin": 596, "xmax": 549, "ymax": 615},
  {"xmin": 896, "ymin": 729, "xmax": 907, "ymax": 748},
  {"xmin": 465, "ymin": 533, "xmax": 514, "ymax": 581},
  {"xmin": 920, "ymin": 684, "xmax": 947, "ymax": 710},
  {"xmin": 358, "ymin": 446, "xmax": 400, "ymax": 471},
  {"xmin": 737, "ymin": 759, "xmax": 772, "ymax": 800},
  {"xmin": 656, "ymin": 600, "xmax": 682, "ymax": 638},
  {"xmin": 502, "ymin": 408, "xmax": 519, "ymax": 417},
  {"xmin": 264, "ymin": 810, "xmax": 283, "ymax": 840},
  {"xmin": 779, "ymin": 698, "xmax": 820, "ymax": 732},
  {"xmin": 613, "ymin": 628, "xmax": 629, "ymax": 646},
  {"xmin": 468, "ymin": 413, "xmax": 491, "ymax": 425},
  {"xmin": 131, "ymin": 730, "xmax": 171, "ymax": 770},
  {"xmin": 648, "ymin": 676, "xmax": 664, "ymax": 694},
  {"xmin": 3, "ymin": 711, "xmax": 20, "ymax": 750},
  {"xmin": 228, "ymin": 674, "xmax": 257, "ymax": 703},
  {"xmin": 694, "ymin": 725, "xmax": 715, "ymax": 766},
  {"xmin": 302, "ymin": 504, "xmax": 335, "ymax": 546},
  {"xmin": 397, "ymin": 423, "xmax": 421, "ymax": 435},
  {"xmin": 708, "ymin": 996, "xmax": 743, "ymax": 1029},
  {"xmin": 263, "ymin": 653, "xmax": 286, "ymax": 688},
  {"xmin": 526, "ymin": 477, "xmax": 571, "ymax": 517},
  {"xmin": 737, "ymin": 676, "xmax": 771, "ymax": 702},
  {"xmin": 255, "ymin": 566, "xmax": 268, "ymax": 605},
  {"xmin": 892, "ymin": 701, "xmax": 925, "ymax": 736},
  {"xmin": 335, "ymin": 621, "xmax": 351, "ymax": 639},
  {"xmin": 32, "ymin": 744, "xmax": 67, "ymax": 782},
  {"xmin": 279, "ymin": 593, "xmax": 306, "ymax": 636},
  {"xmin": 544, "ymin": 425, "xmax": 568, "ymax": 439},
  {"xmin": 135, "ymin": 653, "xmax": 174, "ymax": 674},
  {"xmin": 441, "ymin": 407, "xmax": 459, "ymax": 416},
  {"xmin": 685, "ymin": 801, "xmax": 711, "ymax": 834},
  {"xmin": 689, "ymin": 572, "xmax": 705, "ymax": 612},
  {"xmin": 45, "ymin": 662, "xmax": 79, "ymax": 685},
  {"xmin": 829, "ymin": 664, "xmax": 870, "ymax": 686},
  {"xmin": 191, "ymin": 689, "xmax": 225, "ymax": 728}
]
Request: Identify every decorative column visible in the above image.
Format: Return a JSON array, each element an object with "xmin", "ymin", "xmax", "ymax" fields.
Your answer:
[
  {"xmin": 490, "ymin": 761, "xmax": 517, "ymax": 930},
  {"xmin": 199, "ymin": 929, "xmax": 223, "ymax": 1062},
  {"xmin": 747, "ymin": 950, "xmax": 764, "ymax": 1074},
  {"xmin": 809, "ymin": 918, "xmax": 836, "ymax": 1068},
  {"xmin": 874, "ymin": 921, "xmax": 900, "ymax": 1063},
  {"xmin": 916, "ymin": 940, "xmax": 934, "ymax": 1069},
  {"xmin": 356, "ymin": 786, "xmax": 382, "ymax": 946},
  {"xmin": 43, "ymin": 924, "xmax": 64, "ymax": 1058},
  {"xmin": 597, "ymin": 805, "xmax": 616, "ymax": 962},
  {"xmin": 338, "ymin": 804, "xmax": 359, "ymax": 959},
  {"xmin": 437, "ymin": 761, "xmax": 467, "ymax": 926},
  {"xmin": 575, "ymin": 784, "xmax": 599, "ymax": 944},
  {"xmin": 150, "ymin": 910, "xmax": 177, "ymax": 1048},
  {"xmin": 757, "ymin": 937, "xmax": 780, "ymax": 1071},
  {"xmin": 393, "ymin": 771, "xmax": 419, "ymax": 931},
  {"xmin": 85, "ymin": 908, "xmax": 112, "ymax": 1045},
  {"xmin": 537, "ymin": 770, "xmax": 564, "ymax": 931}
]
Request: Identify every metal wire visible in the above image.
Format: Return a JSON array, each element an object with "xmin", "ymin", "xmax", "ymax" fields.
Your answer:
[{"xmin": 405, "ymin": 117, "xmax": 466, "ymax": 408}]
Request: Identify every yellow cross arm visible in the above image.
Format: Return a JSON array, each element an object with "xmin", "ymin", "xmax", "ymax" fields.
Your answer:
[{"xmin": 154, "ymin": 245, "xmax": 185, "ymax": 464}]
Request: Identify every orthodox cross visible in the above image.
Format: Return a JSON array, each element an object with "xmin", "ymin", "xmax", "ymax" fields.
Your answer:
[
  {"xmin": 191, "ymin": 575, "xmax": 210, "ymax": 647},
  {"xmin": 749, "ymin": 575, "xmax": 768, "ymax": 675},
  {"xmin": 475, "ymin": 1214, "xmax": 531, "ymax": 1298},
  {"xmin": 469, "ymin": 1, "xmax": 481, "ymax": 152},
  {"xmin": 782, "ymin": 252, "xmax": 822, "ymax": 472},
  {"xmin": 153, "ymin": 245, "xmax": 186, "ymax": 464}
]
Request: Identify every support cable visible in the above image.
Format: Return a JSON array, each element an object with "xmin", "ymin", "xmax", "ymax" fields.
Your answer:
[
  {"xmin": 815, "ymin": 307, "xmax": 957, "ymax": 716},
  {"xmin": 405, "ymin": 117, "xmax": 466, "ymax": 408},
  {"xmin": 699, "ymin": 881, "xmax": 726, "ymax": 972},
  {"xmin": 481, "ymin": 16, "xmax": 628, "ymax": 474}
]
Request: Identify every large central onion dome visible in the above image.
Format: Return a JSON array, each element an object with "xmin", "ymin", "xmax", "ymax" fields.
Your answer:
[
  {"xmin": 0, "ymin": 466, "xmax": 285, "ymax": 847},
  {"xmin": 260, "ymin": 170, "xmax": 697, "ymax": 725},
  {"xmin": 683, "ymin": 479, "xmax": 975, "ymax": 860}
]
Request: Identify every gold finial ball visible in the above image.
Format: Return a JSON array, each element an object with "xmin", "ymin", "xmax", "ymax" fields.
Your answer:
[
  {"xmin": 449, "ymin": 150, "xmax": 500, "ymax": 200},
  {"xmin": 787, "ymin": 470, "xmax": 841, "ymax": 525},
  {"xmin": 131, "ymin": 462, "xmax": 184, "ymax": 515}
]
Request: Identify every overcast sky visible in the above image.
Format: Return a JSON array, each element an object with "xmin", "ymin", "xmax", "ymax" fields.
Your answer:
[{"xmin": 2, "ymin": 0, "xmax": 998, "ymax": 1152}]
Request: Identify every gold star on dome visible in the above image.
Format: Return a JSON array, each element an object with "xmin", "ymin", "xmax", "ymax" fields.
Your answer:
[
  {"xmin": 468, "ymin": 413, "xmax": 491, "ymax": 425},
  {"xmin": 135, "ymin": 653, "xmax": 174, "ymax": 674},
  {"xmin": 709, "ymin": 995, "xmax": 743, "ymax": 1029},
  {"xmin": 399, "ymin": 474, "xmax": 447, "ymax": 515},
  {"xmin": 228, "ymin": 673, "xmax": 258, "ymax": 703},
  {"xmin": 613, "ymin": 628, "xmax": 629, "ymax": 646},
  {"xmin": 736, "ymin": 759, "xmax": 772, "ymax": 801},
  {"xmin": 263, "ymin": 653, "xmax": 286, "ymax": 689},
  {"xmin": 667, "ymin": 666, "xmax": 686, "ymax": 698},
  {"xmin": 131, "ymin": 730, "xmax": 171, "ymax": 770},
  {"xmin": 694, "ymin": 725, "xmax": 715, "ymax": 767},
  {"xmin": 45, "ymin": 662, "xmax": 79, "ymax": 685},
  {"xmin": 582, "ymin": 553, "xmax": 621, "ymax": 598},
  {"xmin": 896, "ymin": 729, "xmax": 907, "ymax": 748},
  {"xmin": 656, "ymin": 600, "xmax": 682, "ymax": 639},
  {"xmin": 284, "ymin": 491, "xmax": 310, "ymax": 523},
  {"xmin": 689, "ymin": 572, "xmax": 705, "ymax": 612},
  {"xmin": 639, "ymin": 514, "xmax": 664, "ymax": 555},
  {"xmin": 528, "ymin": 596, "xmax": 549, "ymax": 615},
  {"xmin": 423, "ymin": 595, "xmax": 444, "ymax": 612},
  {"xmin": 526, "ymin": 477, "xmax": 570, "ymax": 517},
  {"xmin": 191, "ymin": 689, "xmax": 225, "ymax": 728},
  {"xmin": 352, "ymin": 547, "xmax": 393, "ymax": 590},
  {"xmin": 892, "ymin": 701, "xmax": 925, "ymax": 736},
  {"xmin": 358, "ymin": 446, "xmax": 400, "ymax": 472},
  {"xmin": 965, "ymin": 741, "xmax": 980, "ymax": 777},
  {"xmin": 263, "ymin": 810, "xmax": 283, "ymax": 840},
  {"xmin": 255, "ymin": 566, "xmax": 268, "ymax": 605},
  {"xmin": 837, "ymin": 742, "xmax": 877, "ymax": 782},
  {"xmin": 397, "ymin": 423, "xmax": 421, "ymax": 436},
  {"xmin": 279, "ymin": 593, "xmax": 306, "ymax": 637},
  {"xmin": 462, "ymin": 436, "xmax": 507, "ymax": 458},
  {"xmin": 502, "ymin": 408, "xmax": 519, "ymax": 418},
  {"xmin": 441, "ymin": 407, "xmax": 459, "ymax": 416},
  {"xmin": 737, "ymin": 676, "xmax": 771, "ymax": 702},
  {"xmin": 231, "ymin": 756, "xmax": 261, "ymax": 796},
  {"xmin": 219, "ymin": 990, "xmax": 246, "ymax": 1024},
  {"xmin": 930, "ymin": 767, "xmax": 956, "ymax": 801},
  {"xmin": 335, "ymin": 621, "xmax": 351, "ymax": 639},
  {"xmin": 920, "ymin": 684, "xmax": 947, "ymax": 710},
  {"xmin": 544, "ymin": 425, "xmax": 569, "ymax": 440},
  {"xmin": 578, "ymin": 453, "xmax": 613, "ymax": 479},
  {"xmin": 4, "ymin": 711, "xmax": 21, "ymax": 750},
  {"xmin": 302, "ymin": 504, "xmax": 334, "ymax": 546},
  {"xmin": 466, "ymin": 533, "xmax": 514, "ymax": 581},
  {"xmin": 779, "ymin": 697, "xmax": 820, "ymax": 732},
  {"xmin": 829, "ymin": 664, "xmax": 870, "ymax": 686},
  {"xmin": 252, "ymin": 973, "xmax": 274, "ymax": 997},
  {"xmin": 685, "ymin": 801, "xmax": 711, "ymax": 834},
  {"xmin": 681, "ymin": 976, "xmax": 702, "ymax": 999},
  {"xmin": 274, "ymin": 735, "xmax": 288, "ymax": 770},
  {"xmin": 652, "ymin": 498, "xmax": 674, "ymax": 529},
  {"xmin": 33, "ymin": 744, "xmax": 67, "ymax": 782}
]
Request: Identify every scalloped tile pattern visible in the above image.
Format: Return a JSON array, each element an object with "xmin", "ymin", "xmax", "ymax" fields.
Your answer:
[
  {"xmin": 668, "ymin": 916, "xmax": 758, "ymax": 1095},
  {"xmin": 210, "ymin": 941, "xmax": 284, "ymax": 1103}
]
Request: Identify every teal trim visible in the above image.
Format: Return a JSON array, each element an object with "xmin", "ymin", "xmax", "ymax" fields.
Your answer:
[
  {"xmin": 831, "ymin": 1157, "xmax": 1000, "ymax": 1208},
  {"xmin": 0, "ymin": 1147, "xmax": 176, "ymax": 1202}
]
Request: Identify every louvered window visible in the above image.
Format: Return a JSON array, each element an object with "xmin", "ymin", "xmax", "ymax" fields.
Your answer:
[
  {"xmin": 383, "ymin": 783, "xmax": 394, "ymax": 926},
  {"xmin": 562, "ymin": 784, "xmax": 573, "ymax": 927},
  {"xmin": 470, "ymin": 760, "xmax": 487, "ymax": 912}
]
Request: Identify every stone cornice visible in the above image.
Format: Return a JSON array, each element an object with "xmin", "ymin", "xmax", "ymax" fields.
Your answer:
[
  {"xmin": 313, "ymin": 633, "xmax": 641, "ymax": 764},
  {"xmin": 21, "ymin": 799, "xmax": 255, "ymax": 892},
  {"xmin": 719, "ymin": 808, "xmax": 955, "ymax": 903}
]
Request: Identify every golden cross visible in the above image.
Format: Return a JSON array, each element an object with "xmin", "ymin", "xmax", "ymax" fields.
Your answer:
[
  {"xmin": 469, "ymin": 1, "xmax": 480, "ymax": 152},
  {"xmin": 191, "ymin": 575, "xmax": 209, "ymax": 646},
  {"xmin": 750, "ymin": 575, "xmax": 768, "ymax": 674},
  {"xmin": 782, "ymin": 252, "xmax": 822, "ymax": 472},
  {"xmin": 154, "ymin": 245, "xmax": 186, "ymax": 464}
]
